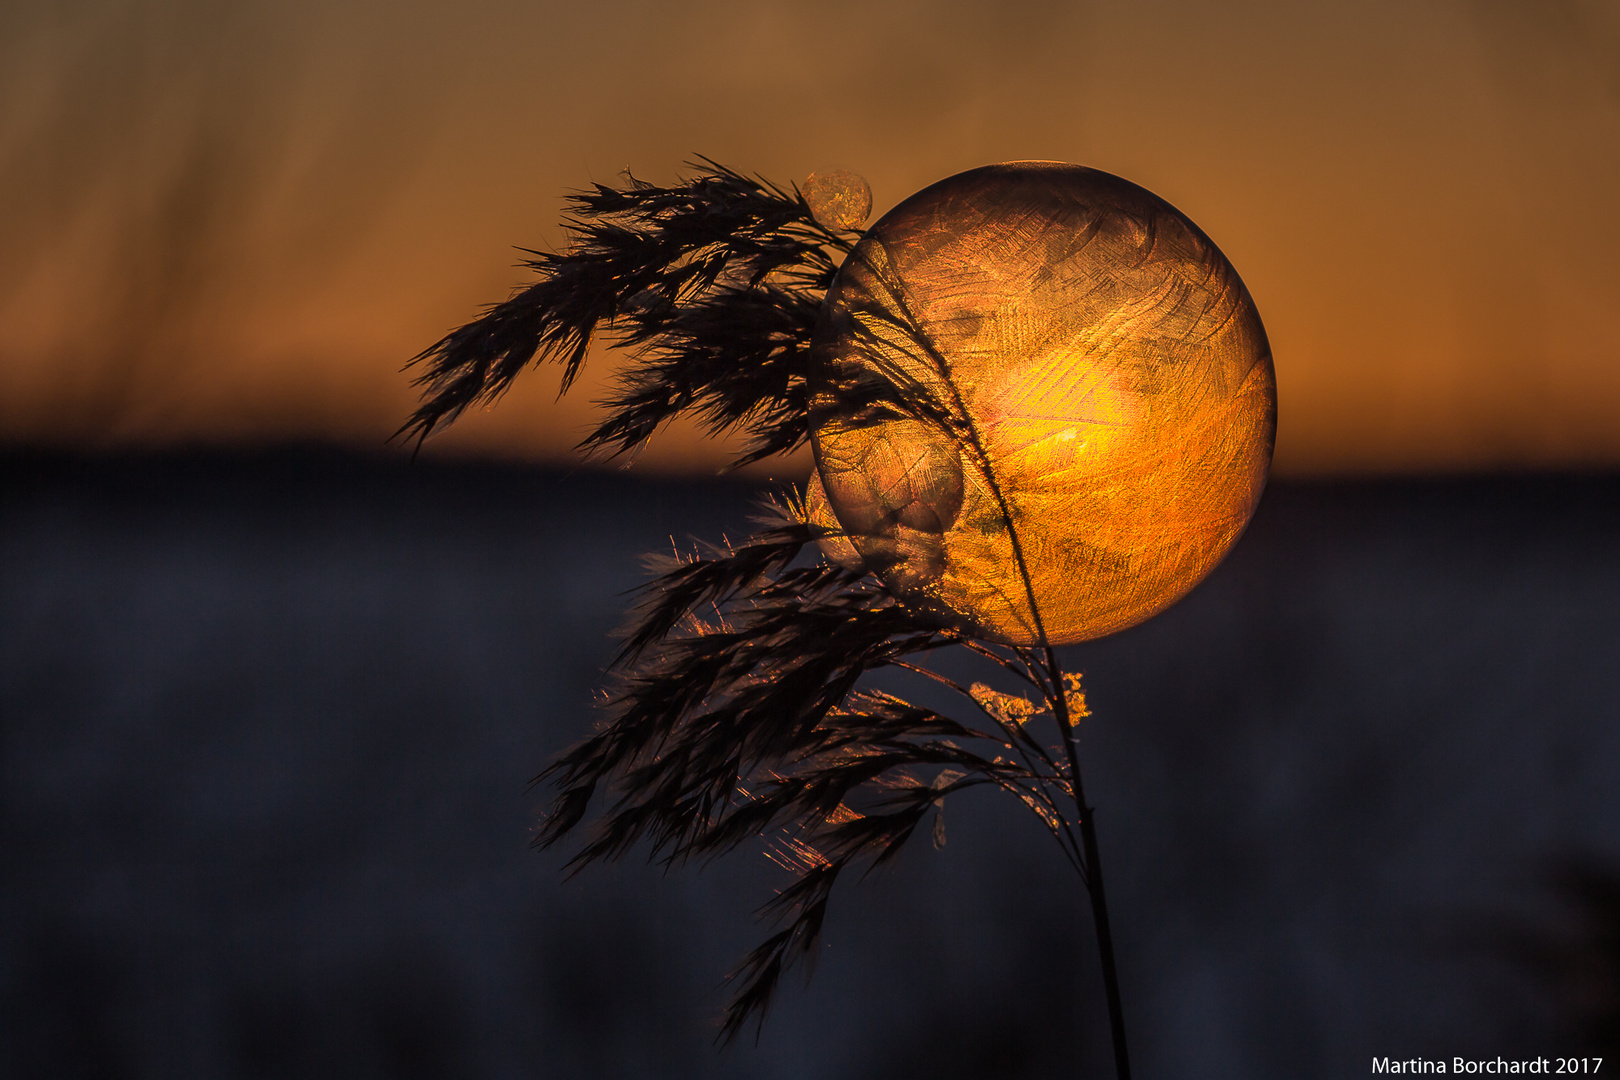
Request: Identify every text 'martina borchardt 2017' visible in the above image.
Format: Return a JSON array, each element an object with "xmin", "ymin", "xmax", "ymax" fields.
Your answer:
[{"xmin": 401, "ymin": 159, "xmax": 1277, "ymax": 1080}]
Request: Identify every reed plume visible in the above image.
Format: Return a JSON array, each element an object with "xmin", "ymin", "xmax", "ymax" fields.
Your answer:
[{"xmin": 404, "ymin": 160, "xmax": 1144, "ymax": 1076}]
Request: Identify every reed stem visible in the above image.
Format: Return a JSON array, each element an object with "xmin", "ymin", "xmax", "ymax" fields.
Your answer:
[
  {"xmin": 872, "ymin": 273, "xmax": 1132, "ymax": 1079},
  {"xmin": 1046, "ymin": 645, "xmax": 1131, "ymax": 1080}
]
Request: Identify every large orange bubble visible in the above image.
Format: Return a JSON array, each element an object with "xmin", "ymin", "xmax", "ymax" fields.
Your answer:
[{"xmin": 807, "ymin": 162, "xmax": 1276, "ymax": 645}]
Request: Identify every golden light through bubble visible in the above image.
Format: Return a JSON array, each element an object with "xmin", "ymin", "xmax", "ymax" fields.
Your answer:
[
  {"xmin": 807, "ymin": 162, "xmax": 1277, "ymax": 645},
  {"xmin": 802, "ymin": 169, "xmax": 874, "ymax": 232}
]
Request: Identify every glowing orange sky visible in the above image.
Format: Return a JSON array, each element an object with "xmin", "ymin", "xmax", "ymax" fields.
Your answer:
[{"xmin": 3, "ymin": 0, "xmax": 1618, "ymax": 476}]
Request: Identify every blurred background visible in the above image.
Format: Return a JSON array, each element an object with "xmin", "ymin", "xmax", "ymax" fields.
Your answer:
[{"xmin": 2, "ymin": 1, "xmax": 1618, "ymax": 1076}]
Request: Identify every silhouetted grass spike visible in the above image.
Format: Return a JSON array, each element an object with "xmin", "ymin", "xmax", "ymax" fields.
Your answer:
[
  {"xmin": 398, "ymin": 159, "xmax": 855, "ymax": 466},
  {"xmin": 524, "ymin": 495, "xmax": 1098, "ymax": 1038},
  {"xmin": 411, "ymin": 159, "xmax": 1135, "ymax": 1077}
]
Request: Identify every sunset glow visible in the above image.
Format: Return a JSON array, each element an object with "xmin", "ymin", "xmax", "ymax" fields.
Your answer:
[{"xmin": 2, "ymin": 0, "xmax": 1617, "ymax": 474}]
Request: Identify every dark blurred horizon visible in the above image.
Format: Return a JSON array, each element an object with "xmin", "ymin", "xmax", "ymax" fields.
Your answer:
[{"xmin": 4, "ymin": 447, "xmax": 1618, "ymax": 1078}]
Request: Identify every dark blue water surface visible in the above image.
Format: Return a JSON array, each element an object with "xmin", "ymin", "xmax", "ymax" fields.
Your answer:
[{"xmin": 3, "ymin": 449, "xmax": 1618, "ymax": 1079}]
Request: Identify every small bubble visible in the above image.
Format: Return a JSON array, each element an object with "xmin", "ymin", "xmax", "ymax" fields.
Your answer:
[{"xmin": 803, "ymin": 169, "xmax": 872, "ymax": 232}]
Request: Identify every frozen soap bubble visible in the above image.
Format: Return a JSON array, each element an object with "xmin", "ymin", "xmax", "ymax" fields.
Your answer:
[
  {"xmin": 803, "ymin": 169, "xmax": 873, "ymax": 232},
  {"xmin": 807, "ymin": 162, "xmax": 1277, "ymax": 645}
]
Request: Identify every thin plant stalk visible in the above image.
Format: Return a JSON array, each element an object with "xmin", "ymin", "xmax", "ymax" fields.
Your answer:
[
  {"xmin": 996, "ymin": 554, "xmax": 1133, "ymax": 1080},
  {"xmin": 909, "ymin": 268, "xmax": 1134, "ymax": 1080},
  {"xmin": 1048, "ymin": 645, "xmax": 1132, "ymax": 1080}
]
